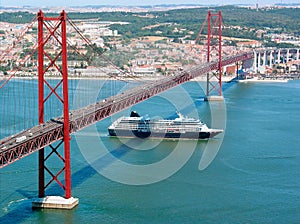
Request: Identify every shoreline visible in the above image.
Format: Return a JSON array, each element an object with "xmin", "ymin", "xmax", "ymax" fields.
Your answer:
[
  {"xmin": 1, "ymin": 74, "xmax": 297, "ymax": 82},
  {"xmin": 0, "ymin": 75, "xmax": 237, "ymax": 82}
]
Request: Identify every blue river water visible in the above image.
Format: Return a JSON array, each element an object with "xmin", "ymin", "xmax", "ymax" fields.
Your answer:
[{"xmin": 0, "ymin": 79, "xmax": 299, "ymax": 223}]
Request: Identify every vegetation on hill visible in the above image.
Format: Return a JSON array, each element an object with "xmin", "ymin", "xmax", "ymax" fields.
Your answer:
[{"xmin": 0, "ymin": 6, "xmax": 299, "ymax": 40}]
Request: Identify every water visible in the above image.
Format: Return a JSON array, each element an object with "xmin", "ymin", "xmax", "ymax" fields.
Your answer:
[{"xmin": 0, "ymin": 80, "xmax": 299, "ymax": 223}]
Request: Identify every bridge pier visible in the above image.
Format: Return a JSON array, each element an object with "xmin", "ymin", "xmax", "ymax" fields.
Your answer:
[
  {"xmin": 32, "ymin": 196, "xmax": 79, "ymax": 209},
  {"xmin": 277, "ymin": 49, "xmax": 281, "ymax": 64},
  {"xmin": 204, "ymin": 96, "xmax": 224, "ymax": 101},
  {"xmin": 269, "ymin": 51, "xmax": 273, "ymax": 68},
  {"xmin": 256, "ymin": 52, "xmax": 266, "ymax": 73},
  {"xmin": 253, "ymin": 51, "xmax": 258, "ymax": 73}
]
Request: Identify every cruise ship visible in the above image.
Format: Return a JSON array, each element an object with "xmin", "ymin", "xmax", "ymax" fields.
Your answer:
[{"xmin": 108, "ymin": 111, "xmax": 223, "ymax": 139}]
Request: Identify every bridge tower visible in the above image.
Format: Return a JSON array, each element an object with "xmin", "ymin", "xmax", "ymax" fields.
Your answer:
[
  {"xmin": 32, "ymin": 10, "xmax": 78, "ymax": 209},
  {"xmin": 196, "ymin": 11, "xmax": 223, "ymax": 101}
]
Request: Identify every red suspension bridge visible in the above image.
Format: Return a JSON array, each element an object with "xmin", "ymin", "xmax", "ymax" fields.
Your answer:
[{"xmin": 0, "ymin": 10, "xmax": 274, "ymax": 208}]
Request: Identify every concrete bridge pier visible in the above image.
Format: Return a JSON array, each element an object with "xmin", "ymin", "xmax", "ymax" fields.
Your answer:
[
  {"xmin": 205, "ymin": 95, "xmax": 224, "ymax": 101},
  {"xmin": 262, "ymin": 51, "xmax": 266, "ymax": 71},
  {"xmin": 277, "ymin": 50, "xmax": 281, "ymax": 64},
  {"xmin": 32, "ymin": 196, "xmax": 79, "ymax": 209},
  {"xmin": 253, "ymin": 51, "xmax": 258, "ymax": 73},
  {"xmin": 256, "ymin": 51, "xmax": 266, "ymax": 73},
  {"xmin": 269, "ymin": 51, "xmax": 273, "ymax": 68}
]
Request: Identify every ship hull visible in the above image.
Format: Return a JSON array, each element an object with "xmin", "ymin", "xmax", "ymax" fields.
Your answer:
[{"xmin": 108, "ymin": 128, "xmax": 221, "ymax": 139}]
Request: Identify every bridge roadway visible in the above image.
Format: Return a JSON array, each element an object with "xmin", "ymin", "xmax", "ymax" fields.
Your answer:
[{"xmin": 0, "ymin": 51, "xmax": 253, "ymax": 168}]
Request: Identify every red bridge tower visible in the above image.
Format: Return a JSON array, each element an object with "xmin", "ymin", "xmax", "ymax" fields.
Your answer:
[
  {"xmin": 33, "ymin": 10, "xmax": 78, "ymax": 209},
  {"xmin": 196, "ymin": 11, "xmax": 223, "ymax": 101}
]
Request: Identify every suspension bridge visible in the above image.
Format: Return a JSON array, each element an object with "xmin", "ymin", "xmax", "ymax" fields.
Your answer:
[{"xmin": 0, "ymin": 10, "xmax": 299, "ymax": 209}]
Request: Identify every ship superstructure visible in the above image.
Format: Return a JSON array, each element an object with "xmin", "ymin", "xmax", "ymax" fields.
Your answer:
[{"xmin": 108, "ymin": 111, "xmax": 223, "ymax": 139}]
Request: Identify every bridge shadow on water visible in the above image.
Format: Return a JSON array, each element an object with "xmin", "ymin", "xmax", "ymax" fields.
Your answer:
[
  {"xmin": 223, "ymin": 79, "xmax": 238, "ymax": 91},
  {"xmin": 71, "ymin": 144, "xmax": 131, "ymax": 186},
  {"xmin": 166, "ymin": 80, "xmax": 236, "ymax": 119},
  {"xmin": 0, "ymin": 140, "xmax": 132, "ymax": 223}
]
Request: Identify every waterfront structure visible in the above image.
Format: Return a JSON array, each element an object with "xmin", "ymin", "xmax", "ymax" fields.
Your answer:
[{"xmin": 253, "ymin": 49, "xmax": 300, "ymax": 74}]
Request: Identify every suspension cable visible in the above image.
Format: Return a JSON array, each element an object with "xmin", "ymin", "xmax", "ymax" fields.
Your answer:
[
  {"xmin": 0, "ymin": 43, "xmax": 38, "ymax": 89},
  {"xmin": 67, "ymin": 16, "xmax": 146, "ymax": 83},
  {"xmin": 0, "ymin": 15, "xmax": 37, "ymax": 62},
  {"xmin": 0, "ymin": 18, "xmax": 62, "ymax": 89}
]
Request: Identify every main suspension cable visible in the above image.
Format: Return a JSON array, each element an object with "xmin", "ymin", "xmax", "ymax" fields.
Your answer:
[{"xmin": 67, "ymin": 16, "xmax": 146, "ymax": 83}]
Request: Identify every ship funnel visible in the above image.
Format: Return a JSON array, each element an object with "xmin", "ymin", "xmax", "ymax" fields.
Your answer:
[{"xmin": 130, "ymin": 111, "xmax": 140, "ymax": 117}]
